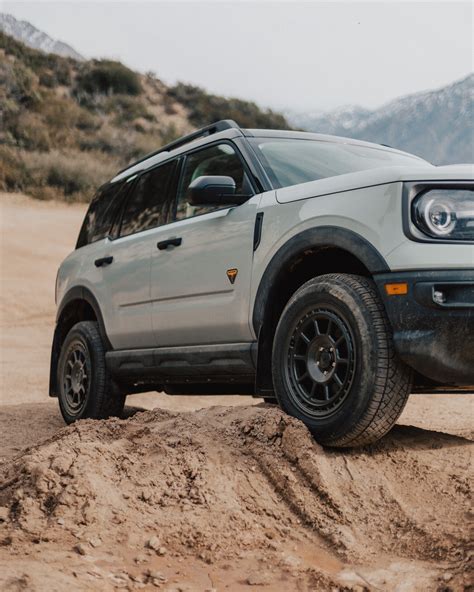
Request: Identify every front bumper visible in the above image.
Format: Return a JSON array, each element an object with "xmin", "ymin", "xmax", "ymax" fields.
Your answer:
[{"xmin": 374, "ymin": 270, "xmax": 474, "ymax": 385}]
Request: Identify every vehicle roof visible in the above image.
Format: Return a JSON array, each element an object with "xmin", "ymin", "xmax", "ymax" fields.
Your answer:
[{"xmin": 110, "ymin": 125, "xmax": 426, "ymax": 184}]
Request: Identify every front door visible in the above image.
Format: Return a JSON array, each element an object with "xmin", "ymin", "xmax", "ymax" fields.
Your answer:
[{"xmin": 150, "ymin": 142, "xmax": 260, "ymax": 346}]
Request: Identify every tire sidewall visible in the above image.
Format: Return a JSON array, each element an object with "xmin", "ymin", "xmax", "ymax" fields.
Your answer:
[{"xmin": 272, "ymin": 276, "xmax": 383, "ymax": 443}]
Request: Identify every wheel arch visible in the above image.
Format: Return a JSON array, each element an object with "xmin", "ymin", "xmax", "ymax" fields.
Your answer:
[
  {"xmin": 49, "ymin": 286, "xmax": 110, "ymax": 397},
  {"xmin": 252, "ymin": 226, "xmax": 389, "ymax": 394}
]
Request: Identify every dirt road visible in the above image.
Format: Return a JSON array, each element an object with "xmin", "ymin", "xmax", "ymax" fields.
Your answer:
[{"xmin": 0, "ymin": 194, "xmax": 472, "ymax": 591}]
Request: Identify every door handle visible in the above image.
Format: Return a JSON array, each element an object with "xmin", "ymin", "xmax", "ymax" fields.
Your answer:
[
  {"xmin": 94, "ymin": 256, "xmax": 114, "ymax": 267},
  {"xmin": 157, "ymin": 237, "xmax": 182, "ymax": 250}
]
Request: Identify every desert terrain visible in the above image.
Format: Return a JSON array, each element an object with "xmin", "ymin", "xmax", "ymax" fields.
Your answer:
[{"xmin": 0, "ymin": 193, "xmax": 472, "ymax": 591}]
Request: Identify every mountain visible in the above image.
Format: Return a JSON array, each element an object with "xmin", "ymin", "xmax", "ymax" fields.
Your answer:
[
  {"xmin": 286, "ymin": 74, "xmax": 474, "ymax": 165},
  {"xmin": 0, "ymin": 13, "xmax": 84, "ymax": 60},
  {"xmin": 0, "ymin": 30, "xmax": 290, "ymax": 202}
]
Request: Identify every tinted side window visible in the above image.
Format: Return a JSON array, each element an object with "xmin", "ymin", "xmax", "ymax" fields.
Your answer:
[
  {"xmin": 76, "ymin": 181, "xmax": 127, "ymax": 248},
  {"xmin": 119, "ymin": 160, "xmax": 176, "ymax": 237},
  {"xmin": 176, "ymin": 143, "xmax": 252, "ymax": 221}
]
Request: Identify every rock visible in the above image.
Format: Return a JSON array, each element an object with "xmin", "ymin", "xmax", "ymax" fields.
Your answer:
[
  {"xmin": 146, "ymin": 570, "xmax": 167, "ymax": 587},
  {"xmin": 57, "ymin": 517, "xmax": 65, "ymax": 526},
  {"xmin": 0, "ymin": 507, "xmax": 9, "ymax": 522},
  {"xmin": 74, "ymin": 543, "xmax": 88, "ymax": 556},
  {"xmin": 51, "ymin": 455, "xmax": 72, "ymax": 475},
  {"xmin": 146, "ymin": 536, "xmax": 161, "ymax": 551},
  {"xmin": 110, "ymin": 572, "xmax": 129, "ymax": 588},
  {"xmin": 443, "ymin": 572, "xmax": 453, "ymax": 582},
  {"xmin": 89, "ymin": 537, "xmax": 102, "ymax": 548},
  {"xmin": 157, "ymin": 546, "xmax": 167, "ymax": 556},
  {"xmin": 129, "ymin": 574, "xmax": 145, "ymax": 583},
  {"xmin": 141, "ymin": 489, "xmax": 152, "ymax": 501},
  {"xmin": 246, "ymin": 571, "xmax": 271, "ymax": 585},
  {"xmin": 146, "ymin": 570, "xmax": 166, "ymax": 581},
  {"xmin": 280, "ymin": 554, "xmax": 301, "ymax": 568}
]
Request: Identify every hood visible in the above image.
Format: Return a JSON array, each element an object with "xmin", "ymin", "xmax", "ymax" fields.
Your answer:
[{"xmin": 276, "ymin": 164, "xmax": 474, "ymax": 204}]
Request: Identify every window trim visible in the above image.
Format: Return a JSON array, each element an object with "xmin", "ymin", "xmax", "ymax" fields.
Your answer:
[
  {"xmin": 172, "ymin": 139, "xmax": 257, "ymax": 224},
  {"xmin": 76, "ymin": 180, "xmax": 130, "ymax": 249},
  {"xmin": 113, "ymin": 158, "xmax": 181, "ymax": 240}
]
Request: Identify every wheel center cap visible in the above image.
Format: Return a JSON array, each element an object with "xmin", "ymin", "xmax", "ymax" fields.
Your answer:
[
  {"xmin": 306, "ymin": 338, "xmax": 336, "ymax": 383},
  {"xmin": 318, "ymin": 350, "xmax": 333, "ymax": 370},
  {"xmin": 71, "ymin": 361, "xmax": 83, "ymax": 392}
]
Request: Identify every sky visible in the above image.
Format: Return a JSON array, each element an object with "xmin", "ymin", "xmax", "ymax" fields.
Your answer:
[{"xmin": 2, "ymin": 1, "xmax": 473, "ymax": 112}]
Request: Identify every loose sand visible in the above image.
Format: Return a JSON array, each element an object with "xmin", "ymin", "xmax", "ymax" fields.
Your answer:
[{"xmin": 0, "ymin": 193, "xmax": 472, "ymax": 591}]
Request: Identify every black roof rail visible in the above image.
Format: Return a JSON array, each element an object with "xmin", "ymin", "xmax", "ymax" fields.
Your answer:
[{"xmin": 117, "ymin": 119, "xmax": 240, "ymax": 175}]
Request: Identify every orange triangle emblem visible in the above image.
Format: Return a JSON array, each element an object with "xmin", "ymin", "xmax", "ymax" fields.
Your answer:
[{"xmin": 226, "ymin": 268, "xmax": 238, "ymax": 285}]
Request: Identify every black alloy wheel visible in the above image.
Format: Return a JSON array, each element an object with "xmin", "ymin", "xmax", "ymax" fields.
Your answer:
[
  {"xmin": 287, "ymin": 308, "xmax": 355, "ymax": 418},
  {"xmin": 61, "ymin": 339, "xmax": 91, "ymax": 416}
]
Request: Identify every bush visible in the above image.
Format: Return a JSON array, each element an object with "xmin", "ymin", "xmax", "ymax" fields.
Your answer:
[
  {"xmin": 76, "ymin": 60, "xmax": 141, "ymax": 96},
  {"xmin": 107, "ymin": 95, "xmax": 153, "ymax": 124},
  {"xmin": 7, "ymin": 111, "xmax": 52, "ymax": 151},
  {"xmin": 0, "ymin": 146, "xmax": 32, "ymax": 192},
  {"xmin": 20, "ymin": 150, "xmax": 117, "ymax": 202},
  {"xmin": 1, "ymin": 59, "xmax": 39, "ymax": 108},
  {"xmin": 168, "ymin": 83, "xmax": 291, "ymax": 130}
]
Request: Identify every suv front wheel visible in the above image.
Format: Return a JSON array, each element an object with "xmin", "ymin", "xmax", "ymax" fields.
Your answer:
[
  {"xmin": 57, "ymin": 321, "xmax": 125, "ymax": 423},
  {"xmin": 272, "ymin": 273, "xmax": 412, "ymax": 447}
]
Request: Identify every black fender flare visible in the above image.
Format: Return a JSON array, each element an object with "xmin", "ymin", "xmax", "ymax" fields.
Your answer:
[
  {"xmin": 55, "ymin": 286, "xmax": 110, "ymax": 346},
  {"xmin": 252, "ymin": 225, "xmax": 389, "ymax": 334},
  {"xmin": 49, "ymin": 286, "xmax": 111, "ymax": 396}
]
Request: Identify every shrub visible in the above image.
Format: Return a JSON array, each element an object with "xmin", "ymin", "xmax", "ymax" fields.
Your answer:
[
  {"xmin": 76, "ymin": 60, "xmax": 141, "ymax": 96},
  {"xmin": 0, "ymin": 146, "xmax": 32, "ymax": 192},
  {"xmin": 1, "ymin": 59, "xmax": 39, "ymax": 108},
  {"xmin": 168, "ymin": 83, "xmax": 291, "ymax": 130},
  {"xmin": 7, "ymin": 111, "xmax": 52, "ymax": 151},
  {"xmin": 21, "ymin": 150, "xmax": 117, "ymax": 202},
  {"xmin": 107, "ymin": 95, "xmax": 153, "ymax": 124}
]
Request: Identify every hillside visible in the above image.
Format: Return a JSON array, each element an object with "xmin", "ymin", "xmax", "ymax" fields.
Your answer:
[
  {"xmin": 0, "ymin": 31, "xmax": 290, "ymax": 202},
  {"xmin": 287, "ymin": 74, "xmax": 474, "ymax": 165}
]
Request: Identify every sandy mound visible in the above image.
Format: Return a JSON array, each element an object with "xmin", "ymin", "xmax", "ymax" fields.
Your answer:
[{"xmin": 0, "ymin": 405, "xmax": 471, "ymax": 590}]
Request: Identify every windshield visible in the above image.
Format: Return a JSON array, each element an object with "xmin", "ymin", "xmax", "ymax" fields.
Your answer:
[{"xmin": 248, "ymin": 137, "xmax": 430, "ymax": 188}]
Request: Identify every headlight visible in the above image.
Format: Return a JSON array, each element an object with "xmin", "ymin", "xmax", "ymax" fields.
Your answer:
[{"xmin": 411, "ymin": 188, "xmax": 474, "ymax": 241}]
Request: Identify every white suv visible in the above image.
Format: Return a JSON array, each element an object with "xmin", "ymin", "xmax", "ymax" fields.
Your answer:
[{"xmin": 50, "ymin": 120, "xmax": 474, "ymax": 447}]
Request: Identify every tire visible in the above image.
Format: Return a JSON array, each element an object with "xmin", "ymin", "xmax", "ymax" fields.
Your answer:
[
  {"xmin": 272, "ymin": 273, "xmax": 412, "ymax": 447},
  {"xmin": 57, "ymin": 321, "xmax": 126, "ymax": 424}
]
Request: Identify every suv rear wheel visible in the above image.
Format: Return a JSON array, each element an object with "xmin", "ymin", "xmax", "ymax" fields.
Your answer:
[
  {"xmin": 57, "ymin": 321, "xmax": 125, "ymax": 423},
  {"xmin": 272, "ymin": 273, "xmax": 412, "ymax": 447}
]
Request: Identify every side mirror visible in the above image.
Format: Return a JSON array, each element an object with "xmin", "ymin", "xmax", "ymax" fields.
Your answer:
[{"xmin": 187, "ymin": 176, "xmax": 249, "ymax": 206}]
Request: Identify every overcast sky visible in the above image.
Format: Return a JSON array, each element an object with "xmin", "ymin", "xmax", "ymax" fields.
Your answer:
[{"xmin": 3, "ymin": 1, "xmax": 473, "ymax": 112}]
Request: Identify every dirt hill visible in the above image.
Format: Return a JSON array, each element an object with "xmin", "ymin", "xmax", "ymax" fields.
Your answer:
[
  {"xmin": 0, "ymin": 404, "xmax": 472, "ymax": 591},
  {"xmin": 0, "ymin": 32, "xmax": 290, "ymax": 203}
]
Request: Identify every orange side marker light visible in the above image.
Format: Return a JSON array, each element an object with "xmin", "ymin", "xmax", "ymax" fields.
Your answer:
[{"xmin": 385, "ymin": 282, "xmax": 408, "ymax": 296}]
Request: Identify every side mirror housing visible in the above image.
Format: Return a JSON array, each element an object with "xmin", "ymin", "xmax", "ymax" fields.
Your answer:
[{"xmin": 187, "ymin": 176, "xmax": 249, "ymax": 206}]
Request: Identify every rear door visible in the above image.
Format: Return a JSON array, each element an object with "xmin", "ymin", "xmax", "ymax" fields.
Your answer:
[
  {"xmin": 150, "ymin": 142, "xmax": 260, "ymax": 346},
  {"xmin": 99, "ymin": 159, "xmax": 178, "ymax": 349}
]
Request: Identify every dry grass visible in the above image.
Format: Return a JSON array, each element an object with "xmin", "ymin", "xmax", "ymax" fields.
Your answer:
[{"xmin": 0, "ymin": 147, "xmax": 117, "ymax": 202}]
